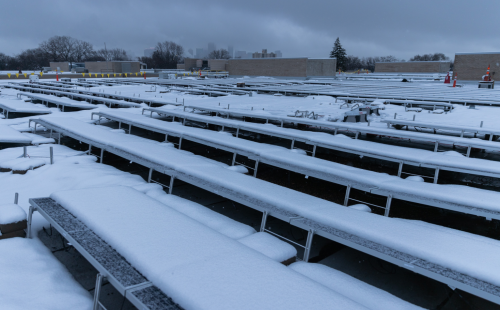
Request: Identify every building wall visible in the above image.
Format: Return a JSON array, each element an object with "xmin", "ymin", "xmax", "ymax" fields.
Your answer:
[
  {"xmin": 306, "ymin": 59, "xmax": 336, "ymax": 76},
  {"xmin": 184, "ymin": 58, "xmax": 199, "ymax": 70},
  {"xmin": 227, "ymin": 58, "xmax": 308, "ymax": 77},
  {"xmin": 374, "ymin": 61, "xmax": 450, "ymax": 73},
  {"xmin": 454, "ymin": 53, "xmax": 500, "ymax": 80},
  {"xmin": 208, "ymin": 59, "xmax": 228, "ymax": 71},
  {"xmin": 177, "ymin": 64, "xmax": 185, "ymax": 70},
  {"xmin": 49, "ymin": 62, "xmax": 70, "ymax": 71},
  {"xmin": 85, "ymin": 61, "xmax": 140, "ymax": 73}
]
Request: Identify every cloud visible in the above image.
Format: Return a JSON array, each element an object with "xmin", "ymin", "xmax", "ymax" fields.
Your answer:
[{"xmin": 1, "ymin": 0, "xmax": 499, "ymax": 60}]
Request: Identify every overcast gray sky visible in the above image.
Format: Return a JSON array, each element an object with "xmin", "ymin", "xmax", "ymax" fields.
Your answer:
[{"xmin": 1, "ymin": 0, "xmax": 498, "ymax": 60}]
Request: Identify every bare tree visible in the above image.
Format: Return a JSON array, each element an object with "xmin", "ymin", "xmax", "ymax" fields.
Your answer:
[
  {"xmin": 208, "ymin": 49, "xmax": 230, "ymax": 59},
  {"xmin": 96, "ymin": 48, "xmax": 131, "ymax": 61},
  {"xmin": 73, "ymin": 40, "xmax": 94, "ymax": 62},
  {"xmin": 410, "ymin": 53, "xmax": 449, "ymax": 61},
  {"xmin": 39, "ymin": 36, "xmax": 76, "ymax": 62},
  {"xmin": 152, "ymin": 41, "xmax": 184, "ymax": 69},
  {"xmin": 16, "ymin": 48, "xmax": 49, "ymax": 70}
]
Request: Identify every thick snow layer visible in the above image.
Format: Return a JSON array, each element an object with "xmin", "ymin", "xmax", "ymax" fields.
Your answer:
[
  {"xmin": 31, "ymin": 117, "xmax": 500, "ymax": 288},
  {"xmin": 0, "ymin": 144, "xmax": 85, "ymax": 171},
  {"xmin": 238, "ymin": 232, "xmax": 297, "ymax": 262},
  {"xmin": 91, "ymin": 111, "xmax": 500, "ymax": 214},
  {"xmin": 0, "ymin": 124, "xmax": 32, "ymax": 143},
  {"xmin": 18, "ymin": 93, "xmax": 96, "ymax": 109},
  {"xmin": 149, "ymin": 107, "xmax": 500, "ymax": 177},
  {"xmin": 289, "ymin": 262, "xmax": 423, "ymax": 310},
  {"xmin": 0, "ymin": 98, "xmax": 52, "ymax": 113},
  {"xmin": 51, "ymin": 186, "xmax": 368, "ymax": 310},
  {"xmin": 22, "ymin": 133, "xmax": 55, "ymax": 145},
  {"xmin": 406, "ymin": 176, "xmax": 425, "ymax": 182},
  {"xmin": 0, "ymin": 203, "xmax": 26, "ymax": 224},
  {"xmin": 0, "ymin": 158, "xmax": 47, "ymax": 170},
  {"xmin": 226, "ymin": 165, "xmax": 248, "ymax": 174},
  {"xmin": 0, "ymin": 238, "xmax": 92, "ymax": 310},
  {"xmin": 146, "ymin": 188, "xmax": 256, "ymax": 239},
  {"xmin": 348, "ymin": 204, "xmax": 372, "ymax": 212}
]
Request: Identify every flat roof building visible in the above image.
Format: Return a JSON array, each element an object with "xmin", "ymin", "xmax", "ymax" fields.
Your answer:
[
  {"xmin": 375, "ymin": 61, "xmax": 450, "ymax": 73},
  {"xmin": 84, "ymin": 61, "xmax": 141, "ymax": 73},
  {"xmin": 227, "ymin": 57, "xmax": 336, "ymax": 78},
  {"xmin": 454, "ymin": 52, "xmax": 500, "ymax": 81}
]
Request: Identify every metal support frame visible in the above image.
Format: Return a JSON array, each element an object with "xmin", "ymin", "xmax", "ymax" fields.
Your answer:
[
  {"xmin": 260, "ymin": 211, "xmax": 268, "ymax": 232},
  {"xmin": 260, "ymin": 210, "xmax": 315, "ymax": 262},
  {"xmin": 147, "ymin": 168, "xmax": 175, "ymax": 195},
  {"xmin": 253, "ymin": 160, "xmax": 259, "ymax": 177},
  {"xmin": 100, "ymin": 148, "xmax": 104, "ymax": 164},
  {"xmin": 27, "ymin": 205, "xmax": 36, "ymax": 239},
  {"xmin": 93, "ymin": 273, "xmax": 106, "ymax": 310},
  {"xmin": 178, "ymin": 137, "xmax": 183, "ymax": 150},
  {"xmin": 303, "ymin": 230, "xmax": 315, "ymax": 262},
  {"xmin": 344, "ymin": 185, "xmax": 351, "ymax": 206},
  {"xmin": 50, "ymin": 147, "xmax": 54, "ymax": 164},
  {"xmin": 231, "ymin": 153, "xmax": 237, "ymax": 166},
  {"xmin": 384, "ymin": 195, "xmax": 393, "ymax": 217},
  {"xmin": 397, "ymin": 162, "xmax": 403, "ymax": 177},
  {"xmin": 433, "ymin": 168, "xmax": 440, "ymax": 184}
]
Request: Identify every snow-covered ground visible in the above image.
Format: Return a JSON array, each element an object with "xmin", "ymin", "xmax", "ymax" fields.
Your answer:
[{"xmin": 1, "ymin": 77, "xmax": 500, "ymax": 309}]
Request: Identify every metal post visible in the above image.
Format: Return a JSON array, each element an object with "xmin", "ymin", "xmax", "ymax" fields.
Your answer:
[
  {"xmin": 433, "ymin": 168, "xmax": 440, "ymax": 184},
  {"xmin": 291, "ymin": 140, "xmax": 295, "ymax": 150},
  {"xmin": 394, "ymin": 113, "xmax": 397, "ymax": 119},
  {"xmin": 118, "ymin": 122, "xmax": 121, "ymax": 129},
  {"xmin": 27, "ymin": 205, "xmax": 36, "ymax": 239},
  {"xmin": 397, "ymin": 162, "xmax": 403, "ymax": 177},
  {"xmin": 58, "ymin": 133, "xmax": 61, "ymax": 144},
  {"xmin": 50, "ymin": 147, "xmax": 53, "ymax": 165},
  {"xmin": 236, "ymin": 128, "xmax": 240, "ymax": 138},
  {"xmin": 100, "ymin": 148, "xmax": 104, "ymax": 164},
  {"xmin": 433, "ymin": 141, "xmax": 439, "ymax": 152},
  {"xmin": 148, "ymin": 168, "xmax": 153, "ymax": 183},
  {"xmin": 384, "ymin": 195, "xmax": 392, "ymax": 217},
  {"xmin": 303, "ymin": 230, "xmax": 315, "ymax": 262},
  {"xmin": 253, "ymin": 160, "xmax": 260, "ymax": 177},
  {"xmin": 354, "ymin": 132, "xmax": 359, "ymax": 139},
  {"xmin": 23, "ymin": 146, "xmax": 27, "ymax": 158},
  {"xmin": 466, "ymin": 146, "xmax": 472, "ymax": 157},
  {"xmin": 480, "ymin": 121, "xmax": 483, "ymax": 128},
  {"xmin": 344, "ymin": 185, "xmax": 351, "ymax": 206},
  {"xmin": 413, "ymin": 115, "xmax": 415, "ymax": 121},
  {"xmin": 168, "ymin": 176, "xmax": 175, "ymax": 194},
  {"xmin": 260, "ymin": 211, "xmax": 268, "ymax": 232},
  {"xmin": 311, "ymin": 145, "xmax": 317, "ymax": 157},
  {"xmin": 92, "ymin": 273, "xmax": 105, "ymax": 310},
  {"xmin": 178, "ymin": 137, "xmax": 183, "ymax": 149},
  {"xmin": 231, "ymin": 153, "xmax": 237, "ymax": 166},
  {"xmin": 129, "ymin": 124, "xmax": 132, "ymax": 134},
  {"xmin": 14, "ymin": 193, "xmax": 18, "ymax": 204}
]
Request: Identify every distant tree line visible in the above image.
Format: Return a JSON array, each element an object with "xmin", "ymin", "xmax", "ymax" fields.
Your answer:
[
  {"xmin": 208, "ymin": 49, "xmax": 231, "ymax": 60},
  {"xmin": 0, "ymin": 36, "xmax": 133, "ymax": 71},
  {"xmin": 330, "ymin": 38, "xmax": 452, "ymax": 72},
  {"xmin": 138, "ymin": 41, "xmax": 184, "ymax": 69}
]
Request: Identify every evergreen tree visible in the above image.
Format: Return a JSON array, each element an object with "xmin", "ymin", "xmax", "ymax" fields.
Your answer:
[{"xmin": 330, "ymin": 37, "xmax": 347, "ymax": 71}]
